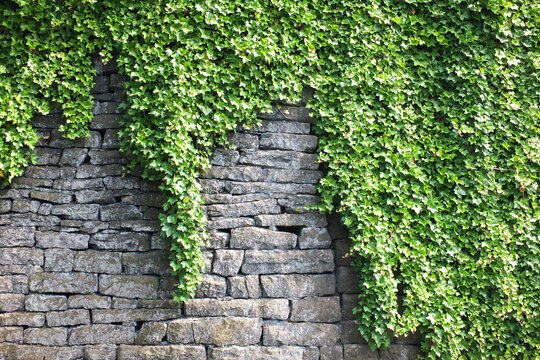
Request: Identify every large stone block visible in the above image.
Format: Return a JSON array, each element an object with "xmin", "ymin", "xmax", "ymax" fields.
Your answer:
[
  {"xmin": 46, "ymin": 309, "xmax": 90, "ymax": 326},
  {"xmin": 11, "ymin": 199, "xmax": 40, "ymax": 213},
  {"xmin": 298, "ymin": 227, "xmax": 331, "ymax": 249},
  {"xmin": 51, "ymin": 204, "xmax": 100, "ymax": 220},
  {"xmin": 343, "ymin": 345, "xmax": 379, "ymax": 360},
  {"xmin": 261, "ymin": 274, "xmax": 336, "ymax": 298},
  {"xmin": 99, "ymin": 275, "xmax": 159, "ymax": 299},
  {"xmin": 212, "ymin": 250, "xmax": 244, "ymax": 276},
  {"xmin": 0, "ymin": 294, "xmax": 24, "ymax": 312},
  {"xmin": 30, "ymin": 190, "xmax": 73, "ymax": 204},
  {"xmin": 23, "ymin": 328, "xmax": 67, "ymax": 346},
  {"xmin": 206, "ymin": 199, "xmax": 280, "ymax": 217},
  {"xmin": 260, "ymin": 133, "xmax": 318, "ymax": 152},
  {"xmin": 68, "ymin": 295, "xmax": 111, "ymax": 309},
  {"xmin": 0, "ymin": 345, "xmax": 84, "ymax": 360},
  {"xmin": 185, "ymin": 299, "xmax": 289, "ymax": 320},
  {"xmin": 194, "ymin": 274, "xmax": 227, "ymax": 298},
  {"xmin": 0, "ymin": 327, "xmax": 23, "ymax": 343},
  {"xmin": 210, "ymin": 149, "xmax": 240, "ymax": 166},
  {"xmin": 73, "ymin": 250, "xmax": 122, "ymax": 274},
  {"xmin": 122, "ymin": 251, "xmax": 170, "ymax": 275},
  {"xmin": 263, "ymin": 321, "xmax": 340, "ymax": 347},
  {"xmin": 25, "ymin": 294, "xmax": 67, "ymax": 311},
  {"xmin": 135, "ymin": 322, "xmax": 167, "ymax": 345},
  {"xmin": 75, "ymin": 190, "xmax": 115, "ymax": 204},
  {"xmin": 29, "ymin": 272, "xmax": 97, "ymax": 294},
  {"xmin": 69, "ymin": 324, "xmax": 135, "ymax": 345},
  {"xmin": 0, "ymin": 226, "xmax": 35, "ymax": 247},
  {"xmin": 84, "ymin": 345, "xmax": 117, "ymax": 360},
  {"xmin": 242, "ymin": 250, "xmax": 334, "ymax": 274},
  {"xmin": 230, "ymin": 227, "xmax": 297, "ymax": 250},
  {"xmin": 239, "ymin": 150, "xmax": 318, "ymax": 170},
  {"xmin": 255, "ymin": 213, "xmax": 327, "ymax": 227},
  {"xmin": 290, "ymin": 296, "xmax": 341, "ymax": 322},
  {"xmin": 341, "ymin": 320, "xmax": 366, "ymax": 344},
  {"xmin": 208, "ymin": 346, "xmax": 305, "ymax": 360},
  {"xmin": 59, "ymin": 148, "xmax": 88, "ymax": 166},
  {"xmin": 90, "ymin": 114, "xmax": 121, "ymax": 129},
  {"xmin": 76, "ymin": 164, "xmax": 123, "ymax": 179},
  {"xmin": 34, "ymin": 147, "xmax": 62, "ymax": 165},
  {"xmin": 44, "ymin": 248, "xmax": 74, "ymax": 271},
  {"xmin": 90, "ymin": 232, "xmax": 150, "ymax": 251},
  {"xmin": 168, "ymin": 317, "xmax": 262, "ymax": 346},
  {"xmin": 206, "ymin": 217, "xmax": 255, "ymax": 230},
  {"xmin": 100, "ymin": 204, "xmax": 142, "ymax": 221},
  {"xmin": 229, "ymin": 133, "xmax": 259, "ymax": 150},
  {"xmin": 123, "ymin": 193, "xmax": 163, "ymax": 207},
  {"xmin": 0, "ymin": 313, "xmax": 45, "ymax": 327},
  {"xmin": 228, "ymin": 276, "xmax": 261, "ymax": 298},
  {"xmin": 225, "ymin": 182, "xmax": 317, "ymax": 195},
  {"xmin": 0, "ymin": 248, "xmax": 43, "ymax": 266},
  {"xmin": 0, "ymin": 200, "xmax": 11, "ymax": 213},
  {"xmin": 88, "ymin": 150, "xmax": 124, "ymax": 165},
  {"xmin": 103, "ymin": 176, "xmax": 140, "ymax": 190},
  {"xmin": 379, "ymin": 345, "xmax": 421, "ymax": 360},
  {"xmin": 117, "ymin": 345, "xmax": 206, "ymax": 360},
  {"xmin": 92, "ymin": 308, "xmax": 182, "ymax": 323},
  {"xmin": 320, "ymin": 345, "xmax": 344, "ymax": 360},
  {"xmin": 337, "ymin": 266, "xmax": 360, "ymax": 294},
  {"xmin": 36, "ymin": 231, "xmax": 89, "ymax": 249},
  {"xmin": 247, "ymin": 120, "xmax": 311, "ymax": 134}
]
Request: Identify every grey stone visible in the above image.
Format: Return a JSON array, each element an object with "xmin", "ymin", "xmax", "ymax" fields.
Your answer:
[
  {"xmin": 202, "ymin": 231, "xmax": 229, "ymax": 249},
  {"xmin": 229, "ymin": 133, "xmax": 259, "ymax": 150},
  {"xmin": 195, "ymin": 274, "xmax": 227, "ymax": 298},
  {"xmin": 239, "ymin": 150, "xmax": 319, "ymax": 170},
  {"xmin": 11, "ymin": 199, "xmax": 40, "ymax": 213},
  {"xmin": 213, "ymin": 250, "xmax": 244, "ymax": 276},
  {"xmin": 230, "ymin": 227, "xmax": 297, "ymax": 249},
  {"xmin": 29, "ymin": 272, "xmax": 97, "ymax": 293},
  {"xmin": 101, "ymin": 204, "xmax": 142, "ymax": 221},
  {"xmin": 0, "ymin": 226, "xmax": 35, "ymax": 247},
  {"xmin": 290, "ymin": 296, "xmax": 341, "ymax": 322},
  {"xmin": 199, "ymin": 179, "xmax": 227, "ymax": 194},
  {"xmin": 0, "ymin": 294, "xmax": 24, "ymax": 312},
  {"xmin": 343, "ymin": 345, "xmax": 379, "ymax": 360},
  {"xmin": 90, "ymin": 232, "xmax": 150, "ymax": 251},
  {"xmin": 0, "ymin": 327, "xmax": 23, "ymax": 343},
  {"xmin": 90, "ymin": 114, "xmax": 121, "ymax": 129},
  {"xmin": 44, "ymin": 248, "xmax": 74, "ymax": 271},
  {"xmin": 341, "ymin": 320, "xmax": 366, "ymax": 344},
  {"xmin": 24, "ymin": 295, "xmax": 67, "ymax": 311},
  {"xmin": 123, "ymin": 193, "xmax": 163, "ymax": 207},
  {"xmin": 75, "ymin": 190, "xmax": 115, "ymax": 203},
  {"xmin": 135, "ymin": 322, "xmax": 167, "ymax": 345},
  {"xmin": 34, "ymin": 147, "xmax": 62, "ymax": 165},
  {"xmin": 185, "ymin": 299, "xmax": 289, "ymax": 320},
  {"xmin": 210, "ymin": 149, "xmax": 240, "ymax": 166},
  {"xmin": 202, "ymin": 193, "xmax": 269, "ymax": 205},
  {"xmin": 0, "ymin": 276, "xmax": 12, "ymax": 292},
  {"xmin": 228, "ymin": 276, "xmax": 261, "ymax": 298},
  {"xmin": 206, "ymin": 217, "xmax": 255, "ymax": 230},
  {"xmin": 109, "ymin": 73, "xmax": 126, "ymax": 89},
  {"xmin": 0, "ymin": 213, "xmax": 61, "ymax": 227},
  {"xmin": 107, "ymin": 220, "xmax": 160, "ymax": 232},
  {"xmin": 76, "ymin": 164, "xmax": 123, "ymax": 178},
  {"xmin": 337, "ymin": 266, "xmax": 360, "ymax": 294},
  {"xmin": 71, "ymin": 178, "xmax": 104, "ymax": 190},
  {"xmin": 303, "ymin": 347, "xmax": 320, "ymax": 360},
  {"xmin": 103, "ymin": 176, "xmax": 139, "ymax": 190},
  {"xmin": 24, "ymin": 328, "xmax": 67, "ymax": 346},
  {"xmin": 206, "ymin": 199, "xmax": 280, "ymax": 217},
  {"xmin": 0, "ymin": 345, "xmax": 83, "ymax": 360},
  {"xmin": 261, "ymin": 274, "xmax": 336, "ymax": 298},
  {"xmin": 117, "ymin": 345, "xmax": 206, "ymax": 360},
  {"xmin": 37, "ymin": 203, "xmax": 53, "ymax": 215},
  {"xmin": 23, "ymin": 166, "xmax": 61, "ymax": 179},
  {"xmin": 263, "ymin": 322, "xmax": 340, "ymax": 347},
  {"xmin": 0, "ymin": 248, "xmax": 43, "ymax": 266},
  {"xmin": 122, "ymin": 251, "xmax": 170, "ymax": 275},
  {"xmin": 92, "ymin": 308, "xmax": 182, "ymax": 323},
  {"xmin": 95, "ymin": 101, "xmax": 121, "ymax": 114},
  {"xmin": 36, "ymin": 231, "xmax": 89, "ymax": 249},
  {"xmin": 260, "ymin": 133, "xmax": 318, "ymax": 152},
  {"xmin": 69, "ymin": 325, "xmax": 135, "ymax": 345},
  {"xmin": 68, "ymin": 295, "xmax": 111, "ymax": 309},
  {"xmin": 89, "ymin": 150, "xmax": 124, "ymax": 164},
  {"xmin": 99, "ymin": 275, "xmax": 159, "ymax": 299},
  {"xmin": 84, "ymin": 345, "xmax": 117, "ymax": 360},
  {"xmin": 60, "ymin": 148, "xmax": 88, "ymax": 166},
  {"xmin": 74, "ymin": 250, "xmax": 122, "ymax": 274},
  {"xmin": 209, "ymin": 346, "xmax": 305, "ymax": 360},
  {"xmin": 379, "ymin": 345, "xmax": 421, "ymax": 360},
  {"xmin": 51, "ymin": 204, "xmax": 100, "ymax": 220},
  {"xmin": 335, "ymin": 239, "xmax": 354, "ymax": 266},
  {"xmin": 102, "ymin": 129, "xmax": 121, "ymax": 149},
  {"xmin": 298, "ymin": 227, "xmax": 331, "ymax": 249},
  {"xmin": 255, "ymin": 213, "xmax": 327, "ymax": 227},
  {"xmin": 169, "ymin": 317, "xmax": 262, "ymax": 346},
  {"xmin": 225, "ymin": 181, "xmax": 317, "ymax": 195},
  {"xmin": 321, "ymin": 346, "xmax": 344, "ymax": 360},
  {"xmin": 248, "ymin": 120, "xmax": 311, "ymax": 134},
  {"xmin": 11, "ymin": 178, "xmax": 54, "ymax": 189},
  {"xmin": 342, "ymin": 294, "xmax": 359, "ymax": 321},
  {"xmin": 242, "ymin": 250, "xmax": 334, "ymax": 274},
  {"xmin": 0, "ymin": 200, "xmax": 11, "ymax": 213},
  {"xmin": 31, "ymin": 113, "xmax": 63, "ymax": 128},
  {"xmin": 92, "ymin": 75, "xmax": 109, "ymax": 93},
  {"xmin": 49, "ymin": 129, "xmax": 102, "ymax": 148},
  {"xmin": 0, "ymin": 313, "xmax": 45, "ymax": 327}
]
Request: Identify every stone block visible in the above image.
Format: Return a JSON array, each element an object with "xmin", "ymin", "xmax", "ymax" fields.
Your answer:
[
  {"xmin": 335, "ymin": 239, "xmax": 354, "ymax": 266},
  {"xmin": 298, "ymin": 227, "xmax": 331, "ymax": 249},
  {"xmin": 0, "ymin": 248, "xmax": 43, "ymax": 266},
  {"xmin": 11, "ymin": 199, "xmax": 40, "ymax": 213},
  {"xmin": 90, "ymin": 232, "xmax": 150, "ymax": 251},
  {"xmin": 46, "ymin": 309, "xmax": 90, "ymax": 326},
  {"xmin": 343, "ymin": 345, "xmax": 379, "ymax": 360},
  {"xmin": 24, "ymin": 166, "xmax": 60, "ymax": 179},
  {"xmin": 117, "ymin": 345, "xmax": 206, "ymax": 360},
  {"xmin": 341, "ymin": 320, "xmax": 366, "ymax": 344},
  {"xmin": 210, "ymin": 149, "xmax": 240, "ymax": 166},
  {"xmin": 230, "ymin": 227, "xmax": 297, "ymax": 250},
  {"xmin": 0, "ymin": 200, "xmax": 11, "ymax": 213},
  {"xmin": 206, "ymin": 217, "xmax": 255, "ymax": 230},
  {"xmin": 226, "ymin": 181, "xmax": 317, "ymax": 195},
  {"xmin": 261, "ymin": 274, "xmax": 336, "ymax": 298},
  {"xmin": 29, "ymin": 272, "xmax": 97, "ymax": 294},
  {"xmin": 208, "ymin": 346, "xmax": 305, "ymax": 360},
  {"xmin": 379, "ymin": 345, "xmax": 421, "ymax": 360},
  {"xmin": 34, "ymin": 147, "xmax": 62, "ymax": 165},
  {"xmin": 202, "ymin": 231, "xmax": 229, "ymax": 249},
  {"xmin": 75, "ymin": 190, "xmax": 115, "ymax": 204},
  {"xmin": 239, "ymin": 150, "xmax": 319, "ymax": 170},
  {"xmin": 213, "ymin": 250, "xmax": 244, "ymax": 276},
  {"xmin": 99, "ymin": 275, "xmax": 159, "ymax": 299},
  {"xmin": 242, "ymin": 250, "xmax": 334, "ymax": 274},
  {"xmin": 195, "ymin": 274, "xmax": 227, "ymax": 298},
  {"xmin": 0, "ymin": 313, "xmax": 45, "ymax": 327},
  {"xmin": 337, "ymin": 266, "xmax": 360, "ymax": 294},
  {"xmin": 204, "ymin": 298, "xmax": 287, "ymax": 319},
  {"xmin": 90, "ymin": 114, "xmax": 121, "ymax": 129},
  {"xmin": 102, "ymin": 129, "xmax": 121, "ymax": 149},
  {"xmin": 0, "ymin": 294, "xmax": 24, "ymax": 312},
  {"xmin": 101, "ymin": 204, "xmax": 142, "ymax": 221},
  {"xmin": 92, "ymin": 308, "xmax": 181, "ymax": 324},
  {"xmin": 248, "ymin": 120, "xmax": 311, "ymax": 134},
  {"xmin": 0, "ymin": 276, "xmax": 12, "ymax": 292},
  {"xmin": 0, "ymin": 226, "xmax": 35, "ymax": 247},
  {"xmin": 260, "ymin": 133, "xmax": 318, "ymax": 152},
  {"xmin": 51, "ymin": 204, "xmax": 100, "ymax": 220},
  {"xmin": 44, "ymin": 248, "xmax": 74, "ymax": 271},
  {"xmin": 229, "ymin": 133, "xmax": 259, "ymax": 150},
  {"xmin": 68, "ymin": 295, "xmax": 111, "ymax": 309},
  {"xmin": 11, "ymin": 178, "xmax": 54, "ymax": 189},
  {"xmin": 255, "ymin": 213, "xmax": 327, "ymax": 227},
  {"xmin": 0, "ymin": 345, "xmax": 83, "ymax": 360},
  {"xmin": 36, "ymin": 231, "xmax": 89, "ymax": 249},
  {"xmin": 23, "ymin": 328, "xmax": 67, "ymax": 346},
  {"xmin": 71, "ymin": 178, "xmax": 104, "ymax": 190},
  {"xmin": 88, "ymin": 150, "xmax": 124, "ymax": 165},
  {"xmin": 69, "ymin": 324, "xmax": 135, "ymax": 345},
  {"xmin": 76, "ymin": 164, "xmax": 123, "ymax": 178},
  {"xmin": 206, "ymin": 199, "xmax": 280, "ymax": 217},
  {"xmin": 123, "ymin": 193, "xmax": 163, "ymax": 207},
  {"xmin": 103, "ymin": 176, "xmax": 139, "ymax": 190},
  {"xmin": 24, "ymin": 295, "xmax": 67, "ymax": 311},
  {"xmin": 169, "ymin": 317, "xmax": 262, "ymax": 346},
  {"xmin": 228, "ymin": 276, "xmax": 261, "ymax": 298},
  {"xmin": 321, "ymin": 345, "xmax": 344, "ymax": 360},
  {"xmin": 135, "ymin": 322, "xmax": 167, "ymax": 345},
  {"xmin": 291, "ymin": 296, "xmax": 341, "ymax": 322},
  {"xmin": 202, "ymin": 193, "xmax": 268, "ymax": 205},
  {"xmin": 122, "ymin": 251, "xmax": 170, "ymax": 275},
  {"xmin": 49, "ymin": 129, "xmax": 102, "ymax": 148},
  {"xmin": 0, "ymin": 327, "xmax": 23, "ymax": 343},
  {"xmin": 73, "ymin": 250, "xmax": 122, "ymax": 274},
  {"xmin": 84, "ymin": 345, "xmax": 117, "ymax": 360},
  {"xmin": 59, "ymin": 148, "xmax": 88, "ymax": 166},
  {"xmin": 263, "ymin": 321, "xmax": 339, "ymax": 347}
]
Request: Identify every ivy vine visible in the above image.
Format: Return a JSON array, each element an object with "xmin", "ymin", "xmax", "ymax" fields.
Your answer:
[{"xmin": 1, "ymin": 1, "xmax": 538, "ymax": 358}]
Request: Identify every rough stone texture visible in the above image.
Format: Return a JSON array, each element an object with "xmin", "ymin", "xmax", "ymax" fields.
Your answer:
[{"xmin": 0, "ymin": 60, "xmax": 419, "ymax": 358}]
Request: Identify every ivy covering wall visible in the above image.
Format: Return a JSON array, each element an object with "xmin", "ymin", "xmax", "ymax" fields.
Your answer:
[{"xmin": 1, "ymin": 1, "xmax": 538, "ymax": 358}]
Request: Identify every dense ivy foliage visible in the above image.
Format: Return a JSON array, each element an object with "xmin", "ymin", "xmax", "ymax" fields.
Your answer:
[{"xmin": 1, "ymin": 1, "xmax": 539, "ymax": 358}]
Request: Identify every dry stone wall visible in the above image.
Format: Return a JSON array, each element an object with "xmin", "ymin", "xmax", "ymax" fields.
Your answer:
[{"xmin": 0, "ymin": 60, "xmax": 420, "ymax": 359}]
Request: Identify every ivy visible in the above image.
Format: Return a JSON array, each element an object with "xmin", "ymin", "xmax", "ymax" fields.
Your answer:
[{"xmin": 1, "ymin": 1, "xmax": 539, "ymax": 358}]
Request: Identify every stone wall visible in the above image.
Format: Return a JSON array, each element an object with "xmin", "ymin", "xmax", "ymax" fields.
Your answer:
[{"xmin": 0, "ymin": 59, "xmax": 420, "ymax": 359}]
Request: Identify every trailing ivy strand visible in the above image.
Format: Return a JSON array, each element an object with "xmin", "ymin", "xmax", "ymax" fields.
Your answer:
[{"xmin": 1, "ymin": 1, "xmax": 539, "ymax": 358}]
